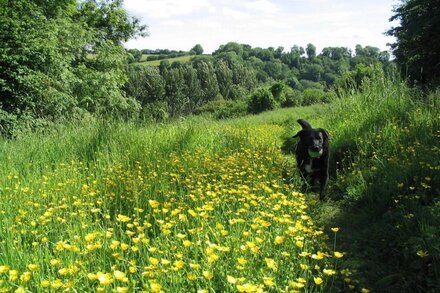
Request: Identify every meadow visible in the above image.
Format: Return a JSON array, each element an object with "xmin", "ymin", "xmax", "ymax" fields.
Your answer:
[
  {"xmin": 0, "ymin": 77, "xmax": 439, "ymax": 292},
  {"xmin": 135, "ymin": 55, "xmax": 195, "ymax": 66}
]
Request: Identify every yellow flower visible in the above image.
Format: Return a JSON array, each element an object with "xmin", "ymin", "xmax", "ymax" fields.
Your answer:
[
  {"xmin": 237, "ymin": 257, "xmax": 247, "ymax": 266},
  {"xmin": 263, "ymin": 277, "xmax": 275, "ymax": 287},
  {"xmin": 148, "ymin": 200, "xmax": 160, "ymax": 208},
  {"xmin": 265, "ymin": 258, "xmax": 278, "ymax": 272},
  {"xmin": 202, "ymin": 271, "xmax": 213, "ymax": 280},
  {"xmin": 323, "ymin": 268, "xmax": 336, "ymax": 276},
  {"xmin": 0, "ymin": 265, "xmax": 10, "ymax": 273},
  {"xmin": 417, "ymin": 250, "xmax": 429, "ymax": 257},
  {"xmin": 187, "ymin": 272, "xmax": 197, "ymax": 281},
  {"xmin": 20, "ymin": 271, "xmax": 32, "ymax": 282},
  {"xmin": 50, "ymin": 259, "xmax": 61, "ymax": 266},
  {"xmin": 149, "ymin": 257, "xmax": 160, "ymax": 266},
  {"xmin": 334, "ymin": 251, "xmax": 344, "ymax": 258},
  {"xmin": 173, "ymin": 260, "xmax": 185, "ymax": 270},
  {"xmin": 41, "ymin": 280, "xmax": 50, "ymax": 287},
  {"xmin": 27, "ymin": 264, "xmax": 38, "ymax": 272},
  {"xmin": 149, "ymin": 281, "xmax": 162, "ymax": 293},
  {"xmin": 300, "ymin": 263, "xmax": 309, "ymax": 270},
  {"xmin": 58, "ymin": 268, "xmax": 69, "ymax": 275},
  {"xmin": 116, "ymin": 287, "xmax": 129, "ymax": 293},
  {"xmin": 116, "ymin": 214, "xmax": 131, "ymax": 223},
  {"xmin": 9, "ymin": 270, "xmax": 18, "ymax": 281},
  {"xmin": 88, "ymin": 273, "xmax": 98, "ymax": 280},
  {"xmin": 311, "ymin": 251, "xmax": 326, "ymax": 260},
  {"xmin": 227, "ymin": 275, "xmax": 237, "ymax": 284},
  {"xmin": 51, "ymin": 279, "xmax": 63, "ymax": 289},
  {"xmin": 97, "ymin": 272, "xmax": 113, "ymax": 286},
  {"xmin": 314, "ymin": 277, "xmax": 323, "ymax": 285},
  {"xmin": 274, "ymin": 236, "xmax": 284, "ymax": 244},
  {"xmin": 114, "ymin": 270, "xmax": 128, "ymax": 282},
  {"xmin": 361, "ymin": 288, "xmax": 370, "ymax": 293},
  {"xmin": 14, "ymin": 287, "xmax": 26, "ymax": 293},
  {"xmin": 331, "ymin": 227, "xmax": 340, "ymax": 233}
]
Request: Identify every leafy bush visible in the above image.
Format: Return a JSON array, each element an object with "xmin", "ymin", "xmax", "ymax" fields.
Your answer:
[
  {"xmin": 301, "ymin": 88, "xmax": 326, "ymax": 105},
  {"xmin": 247, "ymin": 88, "xmax": 278, "ymax": 114},
  {"xmin": 141, "ymin": 101, "xmax": 169, "ymax": 123},
  {"xmin": 270, "ymin": 81, "xmax": 286, "ymax": 105},
  {"xmin": 281, "ymin": 87, "xmax": 303, "ymax": 107},
  {"xmin": 334, "ymin": 63, "xmax": 384, "ymax": 94},
  {"xmin": 195, "ymin": 99, "xmax": 247, "ymax": 119}
]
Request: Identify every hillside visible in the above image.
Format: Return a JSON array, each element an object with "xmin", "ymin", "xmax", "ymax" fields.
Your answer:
[{"xmin": 0, "ymin": 76, "xmax": 438, "ymax": 291}]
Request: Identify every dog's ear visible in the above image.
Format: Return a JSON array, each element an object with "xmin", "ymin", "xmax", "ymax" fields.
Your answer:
[
  {"xmin": 297, "ymin": 119, "xmax": 312, "ymax": 130},
  {"xmin": 318, "ymin": 128, "xmax": 330, "ymax": 140},
  {"xmin": 293, "ymin": 130, "xmax": 303, "ymax": 138}
]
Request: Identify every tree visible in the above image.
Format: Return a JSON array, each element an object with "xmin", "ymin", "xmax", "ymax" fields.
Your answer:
[
  {"xmin": 306, "ymin": 43, "xmax": 317, "ymax": 60},
  {"xmin": 190, "ymin": 44, "xmax": 204, "ymax": 55},
  {"xmin": 0, "ymin": 0, "xmax": 147, "ymax": 136},
  {"xmin": 387, "ymin": 0, "xmax": 440, "ymax": 85}
]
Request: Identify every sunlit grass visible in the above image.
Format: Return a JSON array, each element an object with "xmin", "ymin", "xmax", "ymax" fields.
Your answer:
[{"xmin": 0, "ymin": 105, "xmax": 359, "ymax": 292}]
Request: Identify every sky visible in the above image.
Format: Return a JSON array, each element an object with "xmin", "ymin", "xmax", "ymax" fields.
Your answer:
[{"xmin": 123, "ymin": 0, "xmax": 399, "ymax": 54}]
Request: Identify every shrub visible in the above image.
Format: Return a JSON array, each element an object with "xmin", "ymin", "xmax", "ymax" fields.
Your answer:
[
  {"xmin": 270, "ymin": 82, "xmax": 286, "ymax": 105},
  {"xmin": 247, "ymin": 88, "xmax": 278, "ymax": 114},
  {"xmin": 281, "ymin": 87, "xmax": 303, "ymax": 107},
  {"xmin": 195, "ymin": 99, "xmax": 247, "ymax": 119},
  {"xmin": 141, "ymin": 101, "xmax": 169, "ymax": 123},
  {"xmin": 147, "ymin": 55, "xmax": 159, "ymax": 61},
  {"xmin": 302, "ymin": 88, "xmax": 326, "ymax": 105}
]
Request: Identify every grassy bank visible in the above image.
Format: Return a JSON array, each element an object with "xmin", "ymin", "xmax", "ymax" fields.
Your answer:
[{"xmin": 316, "ymin": 78, "xmax": 440, "ymax": 291}]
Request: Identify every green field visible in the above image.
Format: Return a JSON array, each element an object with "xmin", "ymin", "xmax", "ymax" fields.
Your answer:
[
  {"xmin": 136, "ymin": 55, "xmax": 196, "ymax": 66},
  {"xmin": 0, "ymin": 78, "xmax": 439, "ymax": 292}
]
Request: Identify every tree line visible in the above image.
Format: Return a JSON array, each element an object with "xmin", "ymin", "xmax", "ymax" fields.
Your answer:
[{"xmin": 125, "ymin": 42, "xmax": 392, "ymax": 120}]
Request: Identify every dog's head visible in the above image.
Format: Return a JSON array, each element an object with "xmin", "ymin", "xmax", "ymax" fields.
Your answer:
[{"xmin": 293, "ymin": 119, "xmax": 329, "ymax": 158}]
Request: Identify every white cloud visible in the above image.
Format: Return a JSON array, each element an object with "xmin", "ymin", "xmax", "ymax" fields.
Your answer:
[
  {"xmin": 221, "ymin": 7, "xmax": 250, "ymax": 19},
  {"xmin": 124, "ymin": 0, "xmax": 215, "ymax": 19},
  {"xmin": 244, "ymin": 0, "xmax": 279, "ymax": 14},
  {"xmin": 124, "ymin": 0, "xmax": 397, "ymax": 53}
]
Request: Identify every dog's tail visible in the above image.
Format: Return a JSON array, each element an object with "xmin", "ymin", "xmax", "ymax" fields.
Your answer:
[{"xmin": 297, "ymin": 119, "xmax": 312, "ymax": 130}]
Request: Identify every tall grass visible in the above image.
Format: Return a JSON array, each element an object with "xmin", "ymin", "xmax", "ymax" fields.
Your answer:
[
  {"xmin": 0, "ymin": 105, "xmax": 361, "ymax": 292},
  {"xmin": 318, "ymin": 76, "xmax": 440, "ymax": 291}
]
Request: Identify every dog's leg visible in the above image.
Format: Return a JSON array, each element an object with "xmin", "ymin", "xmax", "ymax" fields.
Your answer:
[{"xmin": 319, "ymin": 173, "xmax": 328, "ymax": 200}]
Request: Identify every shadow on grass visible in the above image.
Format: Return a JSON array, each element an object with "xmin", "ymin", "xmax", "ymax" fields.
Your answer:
[{"xmin": 312, "ymin": 118, "xmax": 440, "ymax": 292}]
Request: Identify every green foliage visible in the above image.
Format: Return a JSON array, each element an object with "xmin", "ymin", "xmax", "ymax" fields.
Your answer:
[
  {"xmin": 190, "ymin": 44, "xmax": 204, "ymax": 55},
  {"xmin": 281, "ymin": 87, "xmax": 303, "ymax": 108},
  {"xmin": 269, "ymin": 81, "xmax": 286, "ymax": 104},
  {"xmin": 334, "ymin": 63, "xmax": 385, "ymax": 95},
  {"xmin": 322, "ymin": 76, "xmax": 440, "ymax": 292},
  {"xmin": 195, "ymin": 99, "xmax": 248, "ymax": 119},
  {"xmin": 387, "ymin": 0, "xmax": 440, "ymax": 86},
  {"xmin": 247, "ymin": 88, "xmax": 278, "ymax": 114},
  {"xmin": 0, "ymin": 0, "xmax": 146, "ymax": 137},
  {"xmin": 301, "ymin": 88, "xmax": 326, "ymax": 105}
]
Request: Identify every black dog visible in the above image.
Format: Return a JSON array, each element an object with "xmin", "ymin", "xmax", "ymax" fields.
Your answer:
[{"xmin": 293, "ymin": 119, "xmax": 329, "ymax": 200}]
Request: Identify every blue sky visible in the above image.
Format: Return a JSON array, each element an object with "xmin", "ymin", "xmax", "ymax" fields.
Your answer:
[{"xmin": 123, "ymin": 0, "xmax": 399, "ymax": 54}]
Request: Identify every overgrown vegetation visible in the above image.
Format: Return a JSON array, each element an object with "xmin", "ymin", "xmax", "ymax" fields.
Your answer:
[{"xmin": 321, "ymin": 76, "xmax": 440, "ymax": 291}]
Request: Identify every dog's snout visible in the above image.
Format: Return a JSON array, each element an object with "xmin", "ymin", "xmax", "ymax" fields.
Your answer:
[{"xmin": 310, "ymin": 146, "xmax": 321, "ymax": 152}]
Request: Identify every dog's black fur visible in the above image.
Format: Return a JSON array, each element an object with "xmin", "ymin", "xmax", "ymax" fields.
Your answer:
[{"xmin": 293, "ymin": 119, "xmax": 329, "ymax": 200}]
